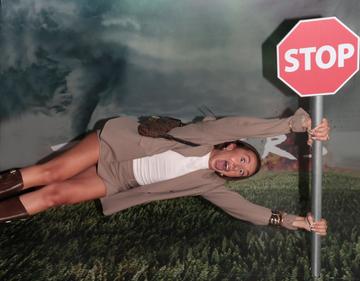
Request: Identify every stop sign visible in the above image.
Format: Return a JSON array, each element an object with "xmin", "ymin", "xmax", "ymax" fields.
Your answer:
[{"xmin": 277, "ymin": 17, "xmax": 359, "ymax": 96}]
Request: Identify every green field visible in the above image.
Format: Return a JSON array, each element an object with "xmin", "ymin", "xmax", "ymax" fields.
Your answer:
[{"xmin": 1, "ymin": 172, "xmax": 360, "ymax": 281}]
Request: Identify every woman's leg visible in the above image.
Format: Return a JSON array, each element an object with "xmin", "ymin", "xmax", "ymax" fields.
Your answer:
[
  {"xmin": 20, "ymin": 132, "xmax": 100, "ymax": 190},
  {"xmin": 19, "ymin": 165, "xmax": 106, "ymax": 215}
]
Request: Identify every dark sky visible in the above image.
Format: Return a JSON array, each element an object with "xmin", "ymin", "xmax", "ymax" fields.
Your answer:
[{"xmin": 0, "ymin": 0, "xmax": 359, "ymax": 170}]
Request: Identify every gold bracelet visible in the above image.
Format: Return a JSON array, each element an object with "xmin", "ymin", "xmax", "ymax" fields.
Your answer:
[{"xmin": 269, "ymin": 210, "xmax": 284, "ymax": 226}]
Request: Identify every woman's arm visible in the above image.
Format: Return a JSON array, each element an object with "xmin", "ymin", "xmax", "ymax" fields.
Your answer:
[
  {"xmin": 200, "ymin": 185, "xmax": 327, "ymax": 234},
  {"xmin": 169, "ymin": 108, "xmax": 311, "ymax": 144},
  {"xmin": 200, "ymin": 185, "xmax": 296, "ymax": 229}
]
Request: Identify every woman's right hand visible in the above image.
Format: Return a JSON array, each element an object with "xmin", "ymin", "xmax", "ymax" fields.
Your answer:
[
  {"xmin": 292, "ymin": 213, "xmax": 328, "ymax": 236},
  {"xmin": 303, "ymin": 213, "xmax": 328, "ymax": 236}
]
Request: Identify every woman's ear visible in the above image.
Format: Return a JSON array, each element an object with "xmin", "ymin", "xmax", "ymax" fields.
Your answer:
[{"xmin": 225, "ymin": 143, "xmax": 237, "ymax": 151}]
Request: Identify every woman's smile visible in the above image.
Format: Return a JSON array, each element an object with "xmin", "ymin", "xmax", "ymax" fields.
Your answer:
[
  {"xmin": 215, "ymin": 160, "xmax": 229, "ymax": 171},
  {"xmin": 209, "ymin": 143, "xmax": 258, "ymax": 178}
]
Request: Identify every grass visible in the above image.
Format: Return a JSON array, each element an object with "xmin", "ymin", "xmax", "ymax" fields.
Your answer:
[{"xmin": 0, "ymin": 172, "xmax": 360, "ymax": 281}]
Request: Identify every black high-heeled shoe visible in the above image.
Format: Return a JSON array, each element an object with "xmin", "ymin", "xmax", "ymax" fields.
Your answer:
[
  {"xmin": 0, "ymin": 196, "xmax": 29, "ymax": 223},
  {"xmin": 0, "ymin": 169, "xmax": 24, "ymax": 200}
]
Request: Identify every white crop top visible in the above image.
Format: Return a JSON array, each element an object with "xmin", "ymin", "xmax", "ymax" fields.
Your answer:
[{"xmin": 133, "ymin": 150, "xmax": 211, "ymax": 186}]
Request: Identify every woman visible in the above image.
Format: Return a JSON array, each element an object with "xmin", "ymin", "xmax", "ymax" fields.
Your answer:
[{"xmin": 0, "ymin": 108, "xmax": 328, "ymax": 234}]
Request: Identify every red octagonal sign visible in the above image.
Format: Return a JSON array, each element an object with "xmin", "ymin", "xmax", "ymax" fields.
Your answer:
[{"xmin": 277, "ymin": 17, "xmax": 359, "ymax": 97}]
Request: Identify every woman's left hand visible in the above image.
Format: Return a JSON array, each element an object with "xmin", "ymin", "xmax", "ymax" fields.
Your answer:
[
  {"xmin": 303, "ymin": 213, "xmax": 328, "ymax": 236},
  {"xmin": 306, "ymin": 118, "xmax": 330, "ymax": 146}
]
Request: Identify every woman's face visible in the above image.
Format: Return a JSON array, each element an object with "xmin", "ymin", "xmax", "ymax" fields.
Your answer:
[{"xmin": 208, "ymin": 143, "xmax": 258, "ymax": 178}]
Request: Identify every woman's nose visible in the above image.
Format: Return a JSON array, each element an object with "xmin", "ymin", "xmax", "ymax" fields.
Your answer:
[
  {"xmin": 233, "ymin": 162, "xmax": 245, "ymax": 171},
  {"xmin": 232, "ymin": 163, "xmax": 240, "ymax": 171}
]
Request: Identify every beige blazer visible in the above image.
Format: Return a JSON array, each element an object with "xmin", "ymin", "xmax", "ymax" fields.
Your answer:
[{"xmin": 98, "ymin": 108, "xmax": 309, "ymax": 229}]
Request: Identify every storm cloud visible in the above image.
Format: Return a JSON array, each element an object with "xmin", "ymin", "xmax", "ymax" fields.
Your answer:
[{"xmin": 0, "ymin": 0, "xmax": 359, "ymax": 169}]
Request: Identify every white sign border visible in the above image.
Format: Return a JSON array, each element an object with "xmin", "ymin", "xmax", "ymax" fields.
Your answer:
[{"xmin": 276, "ymin": 16, "xmax": 360, "ymax": 97}]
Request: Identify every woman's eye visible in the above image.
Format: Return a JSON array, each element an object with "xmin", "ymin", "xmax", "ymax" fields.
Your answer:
[
  {"xmin": 240, "ymin": 157, "xmax": 245, "ymax": 164},
  {"xmin": 239, "ymin": 169, "xmax": 244, "ymax": 175}
]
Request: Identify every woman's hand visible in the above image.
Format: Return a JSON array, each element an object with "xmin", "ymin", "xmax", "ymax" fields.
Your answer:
[
  {"xmin": 305, "ymin": 118, "xmax": 330, "ymax": 146},
  {"xmin": 293, "ymin": 213, "xmax": 328, "ymax": 236}
]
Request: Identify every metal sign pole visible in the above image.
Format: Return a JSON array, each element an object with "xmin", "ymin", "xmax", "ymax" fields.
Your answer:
[
  {"xmin": 311, "ymin": 95, "xmax": 323, "ymax": 277},
  {"xmin": 275, "ymin": 16, "xmax": 359, "ymax": 279}
]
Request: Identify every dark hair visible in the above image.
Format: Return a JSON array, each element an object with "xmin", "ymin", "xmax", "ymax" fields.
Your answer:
[{"xmin": 213, "ymin": 140, "xmax": 262, "ymax": 181}]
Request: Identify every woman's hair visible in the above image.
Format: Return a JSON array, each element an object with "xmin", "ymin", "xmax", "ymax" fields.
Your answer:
[{"xmin": 213, "ymin": 140, "xmax": 262, "ymax": 181}]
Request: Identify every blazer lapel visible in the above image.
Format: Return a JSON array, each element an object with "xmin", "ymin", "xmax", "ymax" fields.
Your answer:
[
  {"xmin": 173, "ymin": 144, "xmax": 213, "ymax": 157},
  {"xmin": 139, "ymin": 135, "xmax": 213, "ymax": 157}
]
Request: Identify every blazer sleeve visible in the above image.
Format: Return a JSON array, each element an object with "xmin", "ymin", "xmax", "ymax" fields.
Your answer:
[
  {"xmin": 169, "ymin": 108, "xmax": 310, "ymax": 144},
  {"xmin": 200, "ymin": 185, "xmax": 298, "ymax": 230}
]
